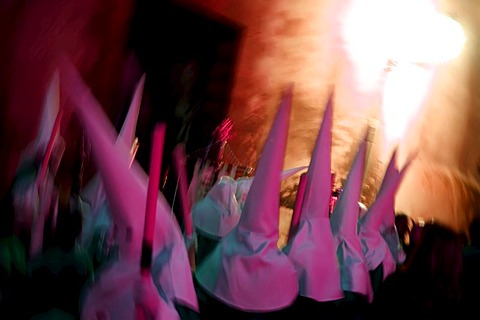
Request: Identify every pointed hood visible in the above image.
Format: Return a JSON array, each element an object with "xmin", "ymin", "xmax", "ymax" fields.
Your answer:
[
  {"xmin": 192, "ymin": 175, "xmax": 240, "ymax": 239},
  {"xmin": 80, "ymin": 73, "xmax": 144, "ymax": 207},
  {"xmin": 359, "ymin": 148, "xmax": 415, "ymax": 277},
  {"xmin": 25, "ymin": 71, "xmax": 64, "ymax": 258},
  {"xmin": 82, "ymin": 125, "xmax": 173, "ymax": 320},
  {"xmin": 36, "ymin": 70, "xmax": 62, "ymax": 152},
  {"xmin": 195, "ymin": 85, "xmax": 299, "ymax": 312},
  {"xmin": 236, "ymin": 84, "xmax": 292, "ymax": 236},
  {"xmin": 39, "ymin": 70, "xmax": 66, "ymax": 180},
  {"xmin": 289, "ymin": 172, "xmax": 307, "ymax": 239},
  {"xmin": 60, "ymin": 58, "xmax": 198, "ymax": 311},
  {"xmin": 330, "ymin": 132, "xmax": 372, "ymax": 300},
  {"xmin": 198, "ymin": 164, "xmax": 308, "ymax": 240},
  {"xmin": 17, "ymin": 70, "xmax": 65, "ymax": 174},
  {"xmin": 119, "ymin": 74, "xmax": 145, "ymax": 148},
  {"xmin": 284, "ymin": 93, "xmax": 343, "ymax": 301},
  {"xmin": 79, "ymin": 74, "xmax": 145, "ymax": 245}
]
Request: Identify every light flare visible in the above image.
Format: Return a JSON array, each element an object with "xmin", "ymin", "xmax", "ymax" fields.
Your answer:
[{"xmin": 342, "ymin": 0, "xmax": 465, "ymax": 82}]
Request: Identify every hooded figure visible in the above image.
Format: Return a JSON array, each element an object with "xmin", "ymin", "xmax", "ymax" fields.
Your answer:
[
  {"xmin": 193, "ymin": 165, "xmax": 307, "ymax": 241},
  {"xmin": 191, "ymin": 175, "xmax": 240, "ymax": 266},
  {"xmin": 330, "ymin": 132, "xmax": 373, "ymax": 302},
  {"xmin": 359, "ymin": 148, "xmax": 415, "ymax": 284},
  {"xmin": 12, "ymin": 70, "xmax": 65, "ymax": 257},
  {"xmin": 81, "ymin": 259, "xmax": 181, "ymax": 319},
  {"xmin": 82, "ymin": 124, "xmax": 182, "ymax": 320},
  {"xmin": 60, "ymin": 58, "xmax": 198, "ymax": 315},
  {"xmin": 284, "ymin": 92, "xmax": 344, "ymax": 302},
  {"xmin": 16, "ymin": 70, "xmax": 65, "ymax": 176},
  {"xmin": 82, "ymin": 263, "xmax": 181, "ymax": 320},
  {"xmin": 192, "ymin": 175, "xmax": 240, "ymax": 240},
  {"xmin": 195, "ymin": 85, "xmax": 299, "ymax": 312},
  {"xmin": 80, "ymin": 74, "xmax": 145, "ymax": 253}
]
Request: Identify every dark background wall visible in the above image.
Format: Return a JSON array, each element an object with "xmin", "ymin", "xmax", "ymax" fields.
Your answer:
[
  {"xmin": 127, "ymin": 0, "xmax": 242, "ymax": 216},
  {"xmin": 0, "ymin": 0, "xmax": 242, "ymax": 213},
  {"xmin": 128, "ymin": 0, "xmax": 241, "ymax": 175}
]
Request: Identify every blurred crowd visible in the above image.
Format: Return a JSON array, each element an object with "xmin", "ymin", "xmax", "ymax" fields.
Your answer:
[{"xmin": 1, "ymin": 65, "xmax": 479, "ymax": 320}]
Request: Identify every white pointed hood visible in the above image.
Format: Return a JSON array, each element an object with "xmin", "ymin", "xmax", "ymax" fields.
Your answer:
[
  {"xmin": 192, "ymin": 175, "xmax": 240, "ymax": 239},
  {"xmin": 195, "ymin": 85, "xmax": 299, "ymax": 312},
  {"xmin": 284, "ymin": 92, "xmax": 343, "ymax": 301},
  {"xmin": 37, "ymin": 70, "xmax": 61, "ymax": 150},
  {"xmin": 60, "ymin": 58, "xmax": 198, "ymax": 311},
  {"xmin": 330, "ymin": 132, "xmax": 373, "ymax": 301}
]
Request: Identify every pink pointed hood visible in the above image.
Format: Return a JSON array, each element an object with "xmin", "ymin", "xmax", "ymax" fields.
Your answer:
[
  {"xmin": 17, "ymin": 70, "xmax": 65, "ymax": 173},
  {"xmin": 288, "ymin": 172, "xmax": 307, "ymax": 239},
  {"xmin": 60, "ymin": 58, "xmax": 198, "ymax": 311},
  {"xmin": 79, "ymin": 74, "xmax": 145, "ymax": 244},
  {"xmin": 284, "ymin": 93, "xmax": 343, "ymax": 301},
  {"xmin": 82, "ymin": 124, "xmax": 181, "ymax": 320},
  {"xmin": 359, "ymin": 148, "xmax": 415, "ymax": 277},
  {"xmin": 80, "ymin": 73, "xmax": 144, "ymax": 209},
  {"xmin": 330, "ymin": 132, "xmax": 372, "ymax": 300},
  {"xmin": 195, "ymin": 85, "xmax": 299, "ymax": 312}
]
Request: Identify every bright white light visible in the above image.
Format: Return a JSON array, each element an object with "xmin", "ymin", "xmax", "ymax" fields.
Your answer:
[
  {"xmin": 343, "ymin": 0, "xmax": 391, "ymax": 63},
  {"xmin": 422, "ymin": 14, "xmax": 466, "ymax": 63},
  {"xmin": 387, "ymin": 13, "xmax": 466, "ymax": 64},
  {"xmin": 342, "ymin": 0, "xmax": 393, "ymax": 87},
  {"xmin": 343, "ymin": 0, "xmax": 466, "ymax": 65},
  {"xmin": 342, "ymin": 0, "xmax": 466, "ymax": 160}
]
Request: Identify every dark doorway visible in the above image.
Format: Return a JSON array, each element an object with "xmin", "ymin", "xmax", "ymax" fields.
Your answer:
[{"xmin": 127, "ymin": 0, "xmax": 242, "ymax": 225}]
